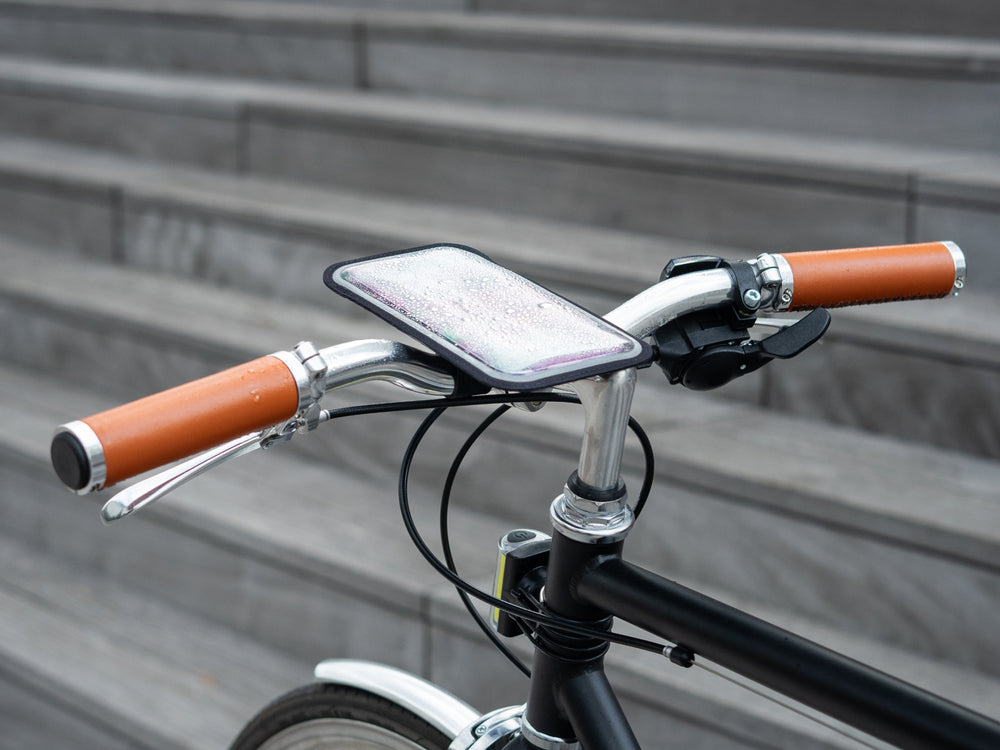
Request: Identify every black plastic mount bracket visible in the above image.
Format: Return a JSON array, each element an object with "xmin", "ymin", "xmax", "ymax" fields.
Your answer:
[
  {"xmin": 655, "ymin": 256, "xmax": 831, "ymax": 390},
  {"xmin": 493, "ymin": 530, "xmax": 551, "ymax": 638},
  {"xmin": 660, "ymin": 255, "xmax": 759, "ymax": 318}
]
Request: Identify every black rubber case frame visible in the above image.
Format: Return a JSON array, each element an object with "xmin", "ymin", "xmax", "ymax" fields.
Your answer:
[{"xmin": 324, "ymin": 244, "xmax": 653, "ymax": 391}]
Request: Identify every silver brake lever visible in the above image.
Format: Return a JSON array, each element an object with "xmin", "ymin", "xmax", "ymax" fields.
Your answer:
[
  {"xmin": 100, "ymin": 431, "xmax": 265, "ymax": 524},
  {"xmin": 100, "ymin": 405, "xmax": 329, "ymax": 524},
  {"xmin": 753, "ymin": 316, "xmax": 799, "ymax": 331}
]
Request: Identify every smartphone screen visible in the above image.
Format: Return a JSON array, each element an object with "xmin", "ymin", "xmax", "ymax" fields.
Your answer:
[{"xmin": 325, "ymin": 245, "xmax": 651, "ymax": 390}]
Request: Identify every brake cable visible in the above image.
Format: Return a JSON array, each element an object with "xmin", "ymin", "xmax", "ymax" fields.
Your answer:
[{"xmin": 394, "ymin": 399, "xmax": 668, "ymax": 659}]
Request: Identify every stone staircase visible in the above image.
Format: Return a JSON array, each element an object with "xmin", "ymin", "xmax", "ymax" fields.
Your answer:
[{"xmin": 1, "ymin": 1, "xmax": 999, "ymax": 747}]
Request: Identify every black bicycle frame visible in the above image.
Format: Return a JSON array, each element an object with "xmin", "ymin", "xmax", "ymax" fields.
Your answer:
[{"xmin": 519, "ymin": 530, "xmax": 1000, "ymax": 750}]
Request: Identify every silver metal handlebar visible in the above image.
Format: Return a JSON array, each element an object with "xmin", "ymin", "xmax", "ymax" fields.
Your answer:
[
  {"xmin": 99, "ymin": 270, "xmax": 747, "ymax": 524},
  {"xmin": 317, "ymin": 339, "xmax": 456, "ymax": 397},
  {"xmin": 604, "ymin": 268, "xmax": 738, "ymax": 339},
  {"xmin": 100, "ymin": 339, "xmax": 458, "ymax": 522}
]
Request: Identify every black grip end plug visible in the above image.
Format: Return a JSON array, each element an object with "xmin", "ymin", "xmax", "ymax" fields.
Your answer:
[{"xmin": 51, "ymin": 431, "xmax": 91, "ymax": 491}]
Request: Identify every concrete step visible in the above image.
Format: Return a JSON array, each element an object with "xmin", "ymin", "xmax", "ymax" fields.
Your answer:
[
  {"xmin": 0, "ymin": 531, "xmax": 310, "ymax": 750},
  {"xmin": 2, "ymin": 2, "xmax": 1000, "ymax": 150},
  {"xmin": 348, "ymin": 20, "xmax": 1000, "ymax": 153},
  {"xmin": 0, "ymin": 666, "xmax": 142, "ymax": 750},
  {"xmin": 473, "ymin": 0, "xmax": 1000, "ymax": 39},
  {"xmin": 0, "ymin": 57, "xmax": 998, "ymax": 268},
  {"xmin": 1, "ymin": 135, "xmax": 998, "ymax": 458},
  {"xmin": 2, "ymin": 359, "xmax": 1000, "ymax": 749},
  {"xmin": 3, "ymin": 241, "xmax": 1000, "ymax": 676},
  {"xmin": 0, "ymin": 132, "xmax": 708, "ymax": 311}
]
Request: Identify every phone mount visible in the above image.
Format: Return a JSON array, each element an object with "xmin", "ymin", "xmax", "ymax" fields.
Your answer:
[{"xmin": 325, "ymin": 244, "xmax": 653, "ymax": 391}]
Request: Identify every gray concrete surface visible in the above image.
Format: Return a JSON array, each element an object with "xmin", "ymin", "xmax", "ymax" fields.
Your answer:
[
  {"xmin": 1, "ymin": 2, "xmax": 1000, "ymax": 149},
  {"xmin": 475, "ymin": 0, "xmax": 1000, "ymax": 37},
  {"xmin": 1, "ymin": 137, "xmax": 997, "ymax": 456}
]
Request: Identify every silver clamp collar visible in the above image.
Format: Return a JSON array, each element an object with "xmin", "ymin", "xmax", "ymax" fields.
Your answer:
[
  {"xmin": 751, "ymin": 252, "xmax": 795, "ymax": 312},
  {"xmin": 271, "ymin": 340, "xmax": 329, "ymax": 432},
  {"xmin": 450, "ymin": 705, "xmax": 524, "ymax": 750},
  {"xmin": 550, "ymin": 483, "xmax": 633, "ymax": 544}
]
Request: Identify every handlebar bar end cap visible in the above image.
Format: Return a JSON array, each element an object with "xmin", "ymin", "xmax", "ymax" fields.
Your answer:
[{"xmin": 51, "ymin": 422, "xmax": 105, "ymax": 494}]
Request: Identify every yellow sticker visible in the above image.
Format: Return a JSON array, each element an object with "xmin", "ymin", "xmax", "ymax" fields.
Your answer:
[{"xmin": 491, "ymin": 552, "xmax": 508, "ymax": 626}]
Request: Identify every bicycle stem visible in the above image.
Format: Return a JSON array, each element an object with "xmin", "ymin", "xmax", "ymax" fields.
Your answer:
[
  {"xmin": 549, "ymin": 268, "xmax": 744, "ymax": 544},
  {"xmin": 568, "ymin": 369, "xmax": 637, "ymax": 493}
]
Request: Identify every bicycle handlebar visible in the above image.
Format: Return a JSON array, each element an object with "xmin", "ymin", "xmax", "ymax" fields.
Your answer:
[
  {"xmin": 774, "ymin": 241, "xmax": 965, "ymax": 311},
  {"xmin": 51, "ymin": 340, "xmax": 459, "ymax": 494},
  {"xmin": 51, "ymin": 241, "xmax": 966, "ymax": 495},
  {"xmin": 605, "ymin": 241, "xmax": 965, "ymax": 339},
  {"xmin": 51, "ymin": 355, "xmax": 306, "ymax": 494}
]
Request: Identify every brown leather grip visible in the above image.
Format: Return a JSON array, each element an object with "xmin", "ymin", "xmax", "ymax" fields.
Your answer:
[
  {"xmin": 82, "ymin": 356, "xmax": 300, "ymax": 488},
  {"xmin": 778, "ymin": 242, "xmax": 963, "ymax": 311}
]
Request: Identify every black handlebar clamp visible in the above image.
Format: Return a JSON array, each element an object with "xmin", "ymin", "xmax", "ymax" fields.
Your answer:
[{"xmin": 654, "ymin": 256, "xmax": 830, "ymax": 391}]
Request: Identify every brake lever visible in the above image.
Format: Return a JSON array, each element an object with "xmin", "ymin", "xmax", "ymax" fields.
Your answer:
[
  {"xmin": 100, "ymin": 432, "xmax": 263, "ymax": 523},
  {"xmin": 752, "ymin": 317, "xmax": 798, "ymax": 331},
  {"xmin": 755, "ymin": 308, "xmax": 831, "ymax": 359},
  {"xmin": 655, "ymin": 308, "xmax": 831, "ymax": 390},
  {"xmin": 99, "ymin": 413, "xmax": 313, "ymax": 523}
]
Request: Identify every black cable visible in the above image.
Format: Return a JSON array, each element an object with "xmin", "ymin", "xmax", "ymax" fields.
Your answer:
[
  {"xmin": 437, "ymin": 407, "xmax": 652, "ymax": 673},
  {"xmin": 519, "ymin": 589, "xmax": 663, "ymax": 656},
  {"xmin": 397, "ymin": 404, "xmax": 670, "ymax": 653},
  {"xmin": 322, "ymin": 391, "xmax": 579, "ymax": 423},
  {"xmin": 438, "ymin": 404, "xmax": 531, "ymax": 677},
  {"xmin": 323, "ymin": 390, "xmax": 653, "ymax": 520},
  {"xmin": 317, "ymin": 385, "xmax": 664, "ymax": 655},
  {"xmin": 398, "ymin": 406, "xmax": 548, "ymax": 626},
  {"xmin": 630, "ymin": 416, "xmax": 655, "ymax": 520}
]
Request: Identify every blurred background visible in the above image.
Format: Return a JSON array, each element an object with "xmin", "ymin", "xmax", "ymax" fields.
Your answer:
[{"xmin": 0, "ymin": 0, "xmax": 998, "ymax": 747}]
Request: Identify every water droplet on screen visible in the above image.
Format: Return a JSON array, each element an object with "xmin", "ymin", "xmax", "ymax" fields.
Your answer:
[{"xmin": 338, "ymin": 244, "xmax": 641, "ymax": 382}]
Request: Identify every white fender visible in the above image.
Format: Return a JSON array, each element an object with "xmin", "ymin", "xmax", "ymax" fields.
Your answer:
[{"xmin": 314, "ymin": 659, "xmax": 480, "ymax": 740}]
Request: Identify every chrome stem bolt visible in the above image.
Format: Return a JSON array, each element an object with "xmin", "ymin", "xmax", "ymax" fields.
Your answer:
[{"xmin": 742, "ymin": 288, "xmax": 762, "ymax": 310}]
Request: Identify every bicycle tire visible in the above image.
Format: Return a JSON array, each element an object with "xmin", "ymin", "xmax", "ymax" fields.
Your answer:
[{"xmin": 229, "ymin": 682, "xmax": 454, "ymax": 750}]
